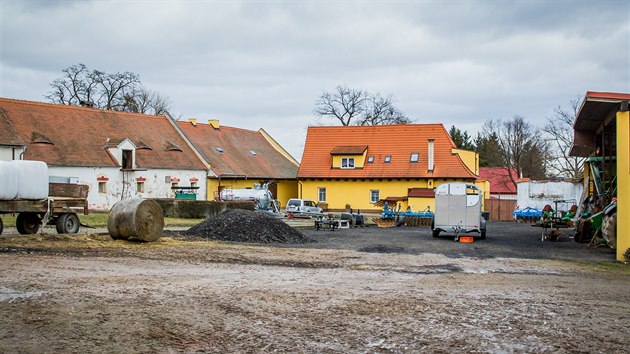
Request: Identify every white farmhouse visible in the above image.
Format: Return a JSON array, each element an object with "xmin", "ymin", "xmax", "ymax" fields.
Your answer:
[{"xmin": 0, "ymin": 98, "xmax": 208, "ymax": 210}]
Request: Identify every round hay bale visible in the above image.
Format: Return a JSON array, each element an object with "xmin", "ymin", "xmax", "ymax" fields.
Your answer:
[{"xmin": 108, "ymin": 198, "xmax": 164, "ymax": 242}]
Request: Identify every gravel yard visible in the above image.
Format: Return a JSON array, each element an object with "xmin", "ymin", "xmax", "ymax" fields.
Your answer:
[{"xmin": 1, "ymin": 220, "xmax": 628, "ymax": 353}]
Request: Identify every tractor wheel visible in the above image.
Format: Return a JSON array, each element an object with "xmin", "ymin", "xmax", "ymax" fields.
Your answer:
[
  {"xmin": 56, "ymin": 213, "xmax": 80, "ymax": 234},
  {"xmin": 602, "ymin": 211, "xmax": 617, "ymax": 249},
  {"xmin": 16, "ymin": 213, "xmax": 42, "ymax": 234}
]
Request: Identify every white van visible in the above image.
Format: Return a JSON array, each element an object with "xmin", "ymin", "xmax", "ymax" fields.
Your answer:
[{"xmin": 285, "ymin": 199, "xmax": 323, "ymax": 214}]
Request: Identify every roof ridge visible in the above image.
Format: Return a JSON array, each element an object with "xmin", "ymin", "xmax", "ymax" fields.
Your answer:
[
  {"xmin": 177, "ymin": 120, "xmax": 259, "ymax": 134},
  {"xmin": 308, "ymin": 123, "xmax": 445, "ymax": 129},
  {"xmin": 0, "ymin": 97, "xmax": 167, "ymax": 120}
]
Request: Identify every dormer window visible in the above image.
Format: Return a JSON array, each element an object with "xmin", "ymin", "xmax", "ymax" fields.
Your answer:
[
  {"xmin": 341, "ymin": 157, "xmax": 355, "ymax": 169},
  {"xmin": 410, "ymin": 153, "xmax": 419, "ymax": 162},
  {"xmin": 122, "ymin": 149, "xmax": 133, "ymax": 169},
  {"xmin": 384, "ymin": 155, "xmax": 391, "ymax": 163}
]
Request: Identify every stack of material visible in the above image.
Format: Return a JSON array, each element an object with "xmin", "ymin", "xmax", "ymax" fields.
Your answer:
[
  {"xmin": 184, "ymin": 209, "xmax": 313, "ymax": 244},
  {"xmin": 108, "ymin": 199, "xmax": 164, "ymax": 242}
]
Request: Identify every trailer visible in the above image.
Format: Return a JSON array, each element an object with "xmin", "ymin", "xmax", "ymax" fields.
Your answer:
[
  {"xmin": 431, "ymin": 182, "xmax": 487, "ymax": 240},
  {"xmin": 0, "ymin": 183, "xmax": 89, "ymax": 235}
]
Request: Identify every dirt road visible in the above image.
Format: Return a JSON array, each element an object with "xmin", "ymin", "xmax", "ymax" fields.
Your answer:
[{"xmin": 1, "ymin": 226, "xmax": 629, "ymax": 353}]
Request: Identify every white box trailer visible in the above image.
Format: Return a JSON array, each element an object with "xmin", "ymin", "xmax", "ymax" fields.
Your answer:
[{"xmin": 431, "ymin": 182, "xmax": 486, "ymax": 239}]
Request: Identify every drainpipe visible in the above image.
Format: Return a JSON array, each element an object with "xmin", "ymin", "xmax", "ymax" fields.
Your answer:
[{"xmin": 428, "ymin": 139, "xmax": 435, "ymax": 172}]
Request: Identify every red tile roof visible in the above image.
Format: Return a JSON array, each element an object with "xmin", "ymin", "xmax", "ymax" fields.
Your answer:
[
  {"xmin": 0, "ymin": 98, "xmax": 207, "ymax": 170},
  {"xmin": 478, "ymin": 167, "xmax": 518, "ymax": 194},
  {"xmin": 0, "ymin": 110, "xmax": 25, "ymax": 146},
  {"xmin": 408, "ymin": 188, "xmax": 434, "ymax": 198},
  {"xmin": 178, "ymin": 121, "xmax": 298, "ymax": 179},
  {"xmin": 298, "ymin": 124, "xmax": 477, "ymax": 179}
]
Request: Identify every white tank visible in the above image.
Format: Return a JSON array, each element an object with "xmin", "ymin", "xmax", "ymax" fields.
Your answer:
[
  {"xmin": 0, "ymin": 160, "xmax": 18, "ymax": 200},
  {"xmin": 13, "ymin": 160, "xmax": 49, "ymax": 200}
]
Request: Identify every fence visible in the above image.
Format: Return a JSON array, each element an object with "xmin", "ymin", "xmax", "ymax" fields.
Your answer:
[{"xmin": 484, "ymin": 198, "xmax": 517, "ymax": 221}]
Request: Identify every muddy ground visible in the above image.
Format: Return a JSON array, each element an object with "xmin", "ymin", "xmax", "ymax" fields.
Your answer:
[{"xmin": 1, "ymin": 222, "xmax": 629, "ymax": 353}]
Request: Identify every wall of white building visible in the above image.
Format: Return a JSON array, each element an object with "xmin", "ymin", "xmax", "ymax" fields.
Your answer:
[
  {"xmin": 517, "ymin": 180, "xmax": 584, "ymax": 212},
  {"xmin": 0, "ymin": 146, "xmax": 25, "ymax": 161},
  {"xmin": 48, "ymin": 166, "xmax": 207, "ymax": 210}
]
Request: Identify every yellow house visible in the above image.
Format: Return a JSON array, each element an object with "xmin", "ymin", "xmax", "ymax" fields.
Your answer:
[
  {"xmin": 177, "ymin": 120, "xmax": 299, "ymax": 208},
  {"xmin": 570, "ymin": 91, "xmax": 630, "ymax": 262},
  {"xmin": 297, "ymin": 124, "xmax": 481, "ymax": 212}
]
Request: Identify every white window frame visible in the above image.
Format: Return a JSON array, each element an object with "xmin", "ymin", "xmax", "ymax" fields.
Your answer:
[
  {"xmin": 410, "ymin": 153, "xmax": 419, "ymax": 162},
  {"xmin": 367, "ymin": 156, "xmax": 374, "ymax": 163},
  {"xmin": 98, "ymin": 181, "xmax": 107, "ymax": 194},
  {"xmin": 370, "ymin": 189, "xmax": 380, "ymax": 203},
  {"xmin": 318, "ymin": 187, "xmax": 327, "ymax": 202},
  {"xmin": 384, "ymin": 155, "xmax": 391, "ymax": 163},
  {"xmin": 341, "ymin": 157, "xmax": 355, "ymax": 169}
]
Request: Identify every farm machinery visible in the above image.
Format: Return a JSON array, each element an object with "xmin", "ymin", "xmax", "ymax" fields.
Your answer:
[{"xmin": 372, "ymin": 201, "xmax": 433, "ymax": 227}]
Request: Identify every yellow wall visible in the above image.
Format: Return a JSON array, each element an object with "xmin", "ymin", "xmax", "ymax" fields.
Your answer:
[
  {"xmin": 206, "ymin": 178, "xmax": 298, "ymax": 207},
  {"xmin": 299, "ymin": 178, "xmax": 477, "ymax": 211},
  {"xmin": 453, "ymin": 148, "xmax": 479, "ymax": 175},
  {"xmin": 408, "ymin": 197, "xmax": 435, "ymax": 212},
  {"xmin": 616, "ymin": 110, "xmax": 629, "ymax": 261},
  {"xmin": 331, "ymin": 152, "xmax": 367, "ymax": 168}
]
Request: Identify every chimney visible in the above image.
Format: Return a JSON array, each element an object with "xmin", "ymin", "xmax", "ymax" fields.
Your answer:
[
  {"xmin": 428, "ymin": 139, "xmax": 434, "ymax": 172},
  {"xmin": 209, "ymin": 119, "xmax": 220, "ymax": 129},
  {"xmin": 189, "ymin": 118, "xmax": 197, "ymax": 126}
]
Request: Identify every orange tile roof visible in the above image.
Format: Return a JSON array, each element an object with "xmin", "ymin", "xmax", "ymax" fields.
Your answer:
[
  {"xmin": 0, "ymin": 110, "xmax": 25, "ymax": 146},
  {"xmin": 298, "ymin": 124, "xmax": 477, "ymax": 179},
  {"xmin": 178, "ymin": 121, "xmax": 298, "ymax": 179},
  {"xmin": 0, "ymin": 98, "xmax": 207, "ymax": 170},
  {"xmin": 330, "ymin": 145, "xmax": 368, "ymax": 155}
]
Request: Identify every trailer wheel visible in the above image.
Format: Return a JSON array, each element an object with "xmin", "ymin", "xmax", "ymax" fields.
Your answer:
[
  {"xmin": 0, "ymin": 217, "xmax": 3, "ymax": 235},
  {"xmin": 431, "ymin": 218, "xmax": 440, "ymax": 237},
  {"xmin": 479, "ymin": 229, "xmax": 486, "ymax": 240},
  {"xmin": 56, "ymin": 213, "xmax": 80, "ymax": 234},
  {"xmin": 16, "ymin": 213, "xmax": 41, "ymax": 234}
]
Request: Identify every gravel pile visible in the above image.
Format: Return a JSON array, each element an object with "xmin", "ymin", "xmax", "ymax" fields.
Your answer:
[{"xmin": 183, "ymin": 209, "xmax": 313, "ymax": 244}]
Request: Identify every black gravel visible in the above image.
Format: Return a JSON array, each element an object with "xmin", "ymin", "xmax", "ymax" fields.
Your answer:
[
  {"xmin": 294, "ymin": 221, "xmax": 618, "ymax": 263},
  {"xmin": 183, "ymin": 209, "xmax": 313, "ymax": 244}
]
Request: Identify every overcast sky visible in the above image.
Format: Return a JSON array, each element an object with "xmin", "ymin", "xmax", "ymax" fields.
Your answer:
[{"xmin": 1, "ymin": 0, "xmax": 628, "ymax": 160}]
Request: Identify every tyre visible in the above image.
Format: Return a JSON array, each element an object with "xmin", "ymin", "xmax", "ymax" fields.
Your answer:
[
  {"xmin": 56, "ymin": 213, "xmax": 80, "ymax": 234},
  {"xmin": 479, "ymin": 229, "xmax": 486, "ymax": 240},
  {"xmin": 0, "ymin": 217, "xmax": 3, "ymax": 235},
  {"xmin": 602, "ymin": 211, "xmax": 617, "ymax": 249},
  {"xmin": 16, "ymin": 213, "xmax": 41, "ymax": 234},
  {"xmin": 431, "ymin": 218, "xmax": 440, "ymax": 237}
]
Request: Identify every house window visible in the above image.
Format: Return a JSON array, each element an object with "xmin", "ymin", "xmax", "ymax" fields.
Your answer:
[
  {"xmin": 98, "ymin": 182, "xmax": 107, "ymax": 194},
  {"xmin": 370, "ymin": 190, "xmax": 380, "ymax": 203},
  {"xmin": 191, "ymin": 181, "xmax": 198, "ymax": 188},
  {"xmin": 410, "ymin": 153, "xmax": 419, "ymax": 162},
  {"xmin": 137, "ymin": 181, "xmax": 145, "ymax": 193},
  {"xmin": 318, "ymin": 187, "xmax": 327, "ymax": 202},
  {"xmin": 171, "ymin": 182, "xmax": 179, "ymax": 189},
  {"xmin": 367, "ymin": 156, "xmax": 374, "ymax": 163},
  {"xmin": 341, "ymin": 157, "xmax": 355, "ymax": 169},
  {"xmin": 384, "ymin": 155, "xmax": 391, "ymax": 163},
  {"xmin": 122, "ymin": 149, "xmax": 133, "ymax": 169}
]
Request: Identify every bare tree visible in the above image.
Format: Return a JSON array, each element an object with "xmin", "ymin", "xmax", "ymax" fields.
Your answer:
[
  {"xmin": 483, "ymin": 116, "xmax": 549, "ymax": 189},
  {"xmin": 123, "ymin": 87, "xmax": 172, "ymax": 115},
  {"xmin": 315, "ymin": 85, "xmax": 409, "ymax": 126},
  {"xmin": 46, "ymin": 64, "xmax": 170, "ymax": 115},
  {"xmin": 543, "ymin": 98, "xmax": 584, "ymax": 179}
]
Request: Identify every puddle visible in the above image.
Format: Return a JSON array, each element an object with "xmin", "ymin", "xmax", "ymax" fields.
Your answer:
[{"xmin": 0, "ymin": 286, "xmax": 46, "ymax": 302}]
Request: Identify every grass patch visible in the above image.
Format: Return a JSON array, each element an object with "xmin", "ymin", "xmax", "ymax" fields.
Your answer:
[{"xmin": 1, "ymin": 212, "xmax": 204, "ymax": 229}]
